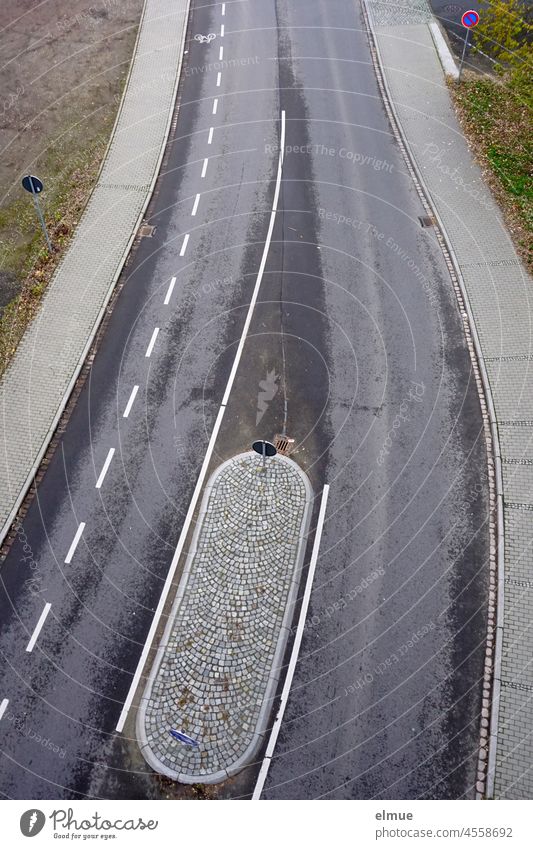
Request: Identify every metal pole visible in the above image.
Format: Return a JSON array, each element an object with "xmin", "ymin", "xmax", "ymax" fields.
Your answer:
[
  {"xmin": 30, "ymin": 178, "xmax": 52, "ymax": 252},
  {"xmin": 458, "ymin": 29, "xmax": 470, "ymax": 82},
  {"xmin": 262, "ymin": 441, "xmax": 266, "ymax": 471}
]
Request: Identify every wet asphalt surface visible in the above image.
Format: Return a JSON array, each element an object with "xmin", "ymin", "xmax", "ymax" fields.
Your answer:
[{"xmin": 0, "ymin": 0, "xmax": 488, "ymax": 800}]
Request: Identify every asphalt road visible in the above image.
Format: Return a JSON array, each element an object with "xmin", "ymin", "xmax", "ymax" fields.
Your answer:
[{"xmin": 0, "ymin": 0, "xmax": 489, "ymax": 800}]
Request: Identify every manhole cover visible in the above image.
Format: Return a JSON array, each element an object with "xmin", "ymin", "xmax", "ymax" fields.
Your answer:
[
  {"xmin": 419, "ymin": 215, "xmax": 435, "ymax": 228},
  {"xmin": 274, "ymin": 434, "xmax": 295, "ymax": 455},
  {"xmin": 138, "ymin": 223, "xmax": 155, "ymax": 238}
]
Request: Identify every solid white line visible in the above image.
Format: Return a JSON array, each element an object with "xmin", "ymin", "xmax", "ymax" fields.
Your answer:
[
  {"xmin": 219, "ymin": 45, "xmax": 224, "ymax": 61},
  {"xmin": 191, "ymin": 193, "xmax": 201, "ymax": 216},
  {"xmin": 221, "ymin": 2, "xmax": 225, "ymax": 15},
  {"xmin": 253, "ymin": 484, "xmax": 330, "ymax": 800},
  {"xmin": 208, "ymin": 127, "xmax": 214, "ymax": 144},
  {"xmin": 0, "ymin": 699, "xmax": 8, "ymax": 720},
  {"xmin": 65, "ymin": 522, "xmax": 85, "ymax": 564},
  {"xmin": 212, "ymin": 98, "xmax": 218, "ymax": 115},
  {"xmin": 115, "ymin": 110, "xmax": 286, "ymax": 735},
  {"xmin": 221, "ymin": 109, "xmax": 285, "ymax": 406},
  {"xmin": 26, "ymin": 602, "xmax": 52, "ymax": 653},
  {"xmin": 95, "ymin": 448, "xmax": 115, "ymax": 489},
  {"xmin": 180, "ymin": 234, "xmax": 190, "ymax": 256},
  {"xmin": 201, "ymin": 158, "xmax": 209, "ymax": 179},
  {"xmin": 220, "ymin": 23, "xmax": 225, "ymax": 36},
  {"xmin": 145, "ymin": 327, "xmax": 159, "ymax": 357},
  {"xmin": 123, "ymin": 385, "xmax": 139, "ymax": 418},
  {"xmin": 216, "ymin": 71, "xmax": 222, "ymax": 87},
  {"xmin": 164, "ymin": 276, "xmax": 177, "ymax": 304}
]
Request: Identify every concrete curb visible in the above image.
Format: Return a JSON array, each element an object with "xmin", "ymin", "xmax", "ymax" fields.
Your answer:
[
  {"xmin": 136, "ymin": 451, "xmax": 314, "ymax": 784},
  {"xmin": 362, "ymin": 0, "xmax": 505, "ymax": 801},
  {"xmin": 428, "ymin": 21, "xmax": 459, "ymax": 79},
  {"xmin": 0, "ymin": 0, "xmax": 191, "ymax": 548}
]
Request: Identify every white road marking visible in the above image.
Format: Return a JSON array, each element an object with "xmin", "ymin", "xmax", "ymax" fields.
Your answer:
[
  {"xmin": 253, "ymin": 483, "xmax": 330, "ymax": 800},
  {"xmin": 212, "ymin": 98, "xmax": 218, "ymax": 115},
  {"xmin": 65, "ymin": 522, "xmax": 85, "ymax": 564},
  {"xmin": 216, "ymin": 71, "xmax": 222, "ymax": 87},
  {"xmin": 219, "ymin": 45, "xmax": 224, "ymax": 61},
  {"xmin": 95, "ymin": 448, "xmax": 115, "ymax": 489},
  {"xmin": 26, "ymin": 602, "xmax": 52, "ymax": 653},
  {"xmin": 0, "ymin": 699, "xmax": 8, "ymax": 720},
  {"xmin": 221, "ymin": 23, "xmax": 225, "ymax": 36},
  {"xmin": 164, "ymin": 276, "xmax": 177, "ymax": 304},
  {"xmin": 191, "ymin": 193, "xmax": 201, "ymax": 216},
  {"xmin": 208, "ymin": 127, "xmax": 214, "ymax": 144},
  {"xmin": 123, "ymin": 385, "xmax": 139, "ymax": 418},
  {"xmin": 201, "ymin": 158, "xmax": 209, "ymax": 179},
  {"xmin": 180, "ymin": 234, "xmax": 190, "ymax": 256},
  {"xmin": 221, "ymin": 2, "xmax": 225, "ymax": 15},
  {"xmin": 115, "ymin": 110, "xmax": 287, "ymax": 735},
  {"xmin": 145, "ymin": 327, "xmax": 159, "ymax": 358}
]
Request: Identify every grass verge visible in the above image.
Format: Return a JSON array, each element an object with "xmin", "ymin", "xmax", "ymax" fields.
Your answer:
[{"xmin": 449, "ymin": 74, "xmax": 532, "ymax": 271}]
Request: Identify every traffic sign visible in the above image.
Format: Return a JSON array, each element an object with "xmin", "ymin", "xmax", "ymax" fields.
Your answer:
[
  {"xmin": 461, "ymin": 9, "xmax": 479, "ymax": 28},
  {"xmin": 252, "ymin": 439, "xmax": 277, "ymax": 469},
  {"xmin": 22, "ymin": 174, "xmax": 43, "ymax": 194},
  {"xmin": 21, "ymin": 174, "xmax": 51, "ymax": 251},
  {"xmin": 169, "ymin": 728, "xmax": 200, "ymax": 748}
]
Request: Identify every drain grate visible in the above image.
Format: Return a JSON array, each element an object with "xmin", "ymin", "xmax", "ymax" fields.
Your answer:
[
  {"xmin": 274, "ymin": 434, "xmax": 295, "ymax": 455},
  {"xmin": 138, "ymin": 222, "xmax": 155, "ymax": 238},
  {"xmin": 419, "ymin": 215, "xmax": 435, "ymax": 228}
]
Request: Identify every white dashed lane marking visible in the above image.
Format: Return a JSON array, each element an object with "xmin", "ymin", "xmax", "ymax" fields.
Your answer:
[
  {"xmin": 208, "ymin": 127, "xmax": 214, "ymax": 144},
  {"xmin": 164, "ymin": 276, "xmax": 177, "ymax": 304},
  {"xmin": 191, "ymin": 194, "xmax": 201, "ymax": 217},
  {"xmin": 0, "ymin": 699, "xmax": 8, "ymax": 720},
  {"xmin": 221, "ymin": 23, "xmax": 224, "ymax": 36},
  {"xmin": 219, "ymin": 45, "xmax": 224, "ymax": 61},
  {"xmin": 180, "ymin": 234, "xmax": 190, "ymax": 256},
  {"xmin": 212, "ymin": 98, "xmax": 218, "ymax": 115},
  {"xmin": 26, "ymin": 603, "xmax": 52, "ymax": 653},
  {"xmin": 123, "ymin": 385, "xmax": 139, "ymax": 418},
  {"xmin": 201, "ymin": 158, "xmax": 209, "ymax": 179},
  {"xmin": 216, "ymin": 72, "xmax": 222, "ymax": 87},
  {"xmin": 96, "ymin": 448, "xmax": 115, "ymax": 489},
  {"xmin": 65, "ymin": 522, "xmax": 85, "ymax": 564},
  {"xmin": 145, "ymin": 327, "xmax": 160, "ymax": 358}
]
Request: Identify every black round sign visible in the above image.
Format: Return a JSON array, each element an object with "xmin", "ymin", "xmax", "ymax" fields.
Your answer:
[
  {"xmin": 252, "ymin": 440, "xmax": 277, "ymax": 458},
  {"xmin": 22, "ymin": 175, "xmax": 43, "ymax": 194}
]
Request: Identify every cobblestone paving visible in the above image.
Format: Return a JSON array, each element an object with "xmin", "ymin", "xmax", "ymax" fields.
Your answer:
[
  {"xmin": 0, "ymin": 0, "xmax": 189, "ymax": 543},
  {"xmin": 138, "ymin": 453, "xmax": 312, "ymax": 782},
  {"xmin": 367, "ymin": 0, "xmax": 533, "ymax": 799}
]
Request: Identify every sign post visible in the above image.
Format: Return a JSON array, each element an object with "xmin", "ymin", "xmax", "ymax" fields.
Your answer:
[
  {"xmin": 252, "ymin": 439, "xmax": 277, "ymax": 471},
  {"xmin": 458, "ymin": 9, "xmax": 480, "ymax": 82},
  {"xmin": 21, "ymin": 174, "xmax": 52, "ymax": 252}
]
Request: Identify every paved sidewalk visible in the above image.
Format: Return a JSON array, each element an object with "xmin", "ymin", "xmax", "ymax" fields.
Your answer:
[
  {"xmin": 0, "ymin": 0, "xmax": 190, "ymax": 544},
  {"xmin": 365, "ymin": 0, "xmax": 533, "ymax": 799},
  {"xmin": 137, "ymin": 452, "xmax": 313, "ymax": 783}
]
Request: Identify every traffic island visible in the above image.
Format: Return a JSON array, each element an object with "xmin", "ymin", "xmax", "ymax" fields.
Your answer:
[{"xmin": 136, "ymin": 451, "xmax": 313, "ymax": 783}]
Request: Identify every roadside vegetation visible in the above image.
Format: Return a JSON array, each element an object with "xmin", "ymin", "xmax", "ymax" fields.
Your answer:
[
  {"xmin": 449, "ymin": 0, "xmax": 532, "ymax": 270},
  {"xmin": 0, "ymin": 1, "xmax": 143, "ymax": 379}
]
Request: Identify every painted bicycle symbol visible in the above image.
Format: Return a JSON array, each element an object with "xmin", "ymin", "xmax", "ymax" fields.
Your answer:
[{"xmin": 194, "ymin": 33, "xmax": 216, "ymax": 44}]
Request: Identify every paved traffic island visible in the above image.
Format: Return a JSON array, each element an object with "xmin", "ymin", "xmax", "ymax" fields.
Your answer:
[{"xmin": 137, "ymin": 452, "xmax": 313, "ymax": 783}]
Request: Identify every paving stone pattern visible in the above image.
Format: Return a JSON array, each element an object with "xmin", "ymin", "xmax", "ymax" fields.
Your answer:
[
  {"xmin": 367, "ymin": 0, "xmax": 533, "ymax": 799},
  {"xmin": 139, "ymin": 453, "xmax": 311, "ymax": 782},
  {"xmin": 0, "ymin": 0, "xmax": 189, "ymax": 543}
]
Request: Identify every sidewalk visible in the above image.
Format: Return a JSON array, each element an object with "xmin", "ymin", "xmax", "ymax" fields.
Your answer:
[
  {"xmin": 365, "ymin": 0, "xmax": 533, "ymax": 799},
  {"xmin": 137, "ymin": 452, "xmax": 313, "ymax": 783},
  {"xmin": 0, "ymin": 0, "xmax": 190, "ymax": 545}
]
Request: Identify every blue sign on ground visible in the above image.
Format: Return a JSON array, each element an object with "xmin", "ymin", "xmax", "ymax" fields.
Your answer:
[
  {"xmin": 169, "ymin": 729, "xmax": 200, "ymax": 748},
  {"xmin": 461, "ymin": 9, "xmax": 479, "ymax": 28}
]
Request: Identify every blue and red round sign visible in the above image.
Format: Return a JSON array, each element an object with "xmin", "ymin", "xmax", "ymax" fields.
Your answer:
[{"xmin": 461, "ymin": 9, "xmax": 479, "ymax": 28}]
